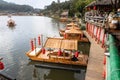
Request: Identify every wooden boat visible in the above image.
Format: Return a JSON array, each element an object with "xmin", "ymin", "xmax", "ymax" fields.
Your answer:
[
  {"xmin": 59, "ymin": 23, "xmax": 89, "ymax": 42},
  {"xmin": 7, "ymin": 19, "xmax": 16, "ymax": 27},
  {"xmin": 26, "ymin": 37, "xmax": 88, "ymax": 66},
  {"xmin": 59, "ymin": 22, "xmax": 80, "ymax": 36}
]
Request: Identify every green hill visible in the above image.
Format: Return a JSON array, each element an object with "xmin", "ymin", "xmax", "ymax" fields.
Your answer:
[{"xmin": 0, "ymin": 0, "xmax": 34, "ymax": 13}]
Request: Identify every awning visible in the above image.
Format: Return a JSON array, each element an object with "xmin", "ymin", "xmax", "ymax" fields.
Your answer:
[
  {"xmin": 44, "ymin": 37, "xmax": 78, "ymax": 50},
  {"xmin": 67, "ymin": 26, "xmax": 80, "ymax": 30},
  {"xmin": 67, "ymin": 22, "xmax": 78, "ymax": 26},
  {"xmin": 61, "ymin": 39, "xmax": 78, "ymax": 50},
  {"xmin": 44, "ymin": 38, "xmax": 62, "ymax": 49},
  {"xmin": 65, "ymin": 28, "xmax": 83, "ymax": 34}
]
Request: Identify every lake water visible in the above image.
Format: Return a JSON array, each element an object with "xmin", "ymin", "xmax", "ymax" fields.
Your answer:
[{"xmin": 0, "ymin": 16, "xmax": 86, "ymax": 80}]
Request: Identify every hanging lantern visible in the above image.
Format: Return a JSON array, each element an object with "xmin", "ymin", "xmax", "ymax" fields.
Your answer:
[
  {"xmin": 0, "ymin": 61, "xmax": 4, "ymax": 70},
  {"xmin": 38, "ymin": 35, "xmax": 41, "ymax": 45},
  {"xmin": 30, "ymin": 39, "xmax": 34, "ymax": 51}
]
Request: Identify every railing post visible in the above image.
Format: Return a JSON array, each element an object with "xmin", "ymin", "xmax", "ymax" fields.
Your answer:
[
  {"xmin": 102, "ymin": 32, "xmax": 106, "ymax": 48},
  {"xmin": 95, "ymin": 27, "xmax": 99, "ymax": 41},
  {"xmin": 97, "ymin": 27, "xmax": 102, "ymax": 44}
]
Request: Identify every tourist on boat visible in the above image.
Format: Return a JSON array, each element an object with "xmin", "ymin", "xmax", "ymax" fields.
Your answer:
[{"xmin": 71, "ymin": 55, "xmax": 78, "ymax": 61}]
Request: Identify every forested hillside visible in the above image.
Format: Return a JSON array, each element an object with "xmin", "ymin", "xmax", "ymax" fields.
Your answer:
[
  {"xmin": 0, "ymin": 0, "xmax": 34, "ymax": 13},
  {"xmin": 41, "ymin": 0, "xmax": 94, "ymax": 17}
]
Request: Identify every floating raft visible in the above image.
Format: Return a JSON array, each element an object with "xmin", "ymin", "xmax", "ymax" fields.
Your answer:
[
  {"xmin": 27, "ymin": 50, "xmax": 88, "ymax": 66},
  {"xmin": 26, "ymin": 38, "xmax": 88, "ymax": 67}
]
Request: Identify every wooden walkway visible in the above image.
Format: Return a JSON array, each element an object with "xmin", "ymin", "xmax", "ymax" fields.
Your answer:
[{"xmin": 84, "ymin": 31, "xmax": 104, "ymax": 80}]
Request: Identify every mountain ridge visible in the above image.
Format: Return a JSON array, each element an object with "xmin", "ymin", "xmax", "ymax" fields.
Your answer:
[{"xmin": 0, "ymin": 0, "xmax": 35, "ymax": 13}]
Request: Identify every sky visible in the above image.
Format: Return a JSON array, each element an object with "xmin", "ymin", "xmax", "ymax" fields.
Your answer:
[{"xmin": 3, "ymin": 0, "xmax": 69, "ymax": 9}]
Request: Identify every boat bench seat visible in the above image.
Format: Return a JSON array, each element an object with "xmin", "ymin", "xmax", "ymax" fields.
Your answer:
[
  {"xmin": 29, "ymin": 48, "xmax": 41, "ymax": 56},
  {"xmin": 50, "ymin": 55, "xmax": 71, "ymax": 60}
]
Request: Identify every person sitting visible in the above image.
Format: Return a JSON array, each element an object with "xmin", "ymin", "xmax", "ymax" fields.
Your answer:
[{"xmin": 71, "ymin": 55, "xmax": 78, "ymax": 61}]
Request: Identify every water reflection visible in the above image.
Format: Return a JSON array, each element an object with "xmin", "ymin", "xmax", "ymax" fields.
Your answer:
[
  {"xmin": 28, "ymin": 60, "xmax": 85, "ymax": 80},
  {"xmin": 32, "ymin": 66, "xmax": 75, "ymax": 80},
  {"xmin": 44, "ymin": 69, "xmax": 74, "ymax": 80},
  {"xmin": 8, "ymin": 26, "xmax": 16, "ymax": 30}
]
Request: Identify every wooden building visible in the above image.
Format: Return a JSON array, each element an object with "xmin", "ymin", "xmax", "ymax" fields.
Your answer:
[
  {"xmin": 85, "ymin": 0, "xmax": 120, "ymax": 48},
  {"xmin": 85, "ymin": 1, "xmax": 120, "ymax": 80}
]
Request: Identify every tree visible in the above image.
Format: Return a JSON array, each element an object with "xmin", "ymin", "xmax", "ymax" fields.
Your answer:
[{"xmin": 110, "ymin": 0, "xmax": 120, "ymax": 11}]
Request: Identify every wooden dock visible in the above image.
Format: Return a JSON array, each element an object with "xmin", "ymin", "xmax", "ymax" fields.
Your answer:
[{"xmin": 84, "ymin": 31, "xmax": 104, "ymax": 80}]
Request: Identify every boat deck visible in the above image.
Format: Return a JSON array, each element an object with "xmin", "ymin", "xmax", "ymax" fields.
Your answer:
[
  {"xmin": 84, "ymin": 31, "xmax": 104, "ymax": 80},
  {"xmin": 26, "ymin": 50, "xmax": 88, "ymax": 66}
]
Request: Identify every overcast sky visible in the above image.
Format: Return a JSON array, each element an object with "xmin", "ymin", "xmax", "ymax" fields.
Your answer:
[{"xmin": 4, "ymin": 0, "xmax": 69, "ymax": 9}]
